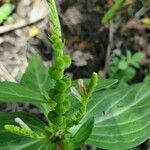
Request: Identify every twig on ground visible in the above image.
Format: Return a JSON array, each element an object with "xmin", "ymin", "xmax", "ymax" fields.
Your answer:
[
  {"xmin": 103, "ymin": 21, "xmax": 115, "ymax": 77},
  {"xmin": 0, "ymin": 15, "xmax": 46, "ymax": 35},
  {"xmin": 125, "ymin": 6, "xmax": 150, "ymax": 30}
]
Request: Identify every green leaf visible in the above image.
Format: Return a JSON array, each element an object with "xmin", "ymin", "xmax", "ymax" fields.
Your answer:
[
  {"xmin": 0, "ymin": 82, "xmax": 46, "ymax": 104},
  {"xmin": 130, "ymin": 52, "xmax": 145, "ymax": 67},
  {"xmin": 20, "ymin": 55, "xmax": 54, "ymax": 115},
  {"xmin": 0, "ymin": 112, "xmax": 55, "ymax": 150},
  {"xmin": 0, "ymin": 134, "xmax": 55, "ymax": 150},
  {"xmin": 121, "ymin": 67, "xmax": 136, "ymax": 82},
  {"xmin": 0, "ymin": 132, "xmax": 36, "ymax": 150},
  {"xmin": 144, "ymin": 74, "xmax": 150, "ymax": 82},
  {"xmin": 95, "ymin": 78, "xmax": 118, "ymax": 91},
  {"xmin": 0, "ymin": 112, "xmax": 46, "ymax": 132},
  {"xmin": 118, "ymin": 60, "xmax": 128, "ymax": 70},
  {"xmin": 83, "ymin": 83, "xmax": 150, "ymax": 149},
  {"xmin": 0, "ymin": 3, "xmax": 15, "ymax": 24},
  {"xmin": 113, "ymin": 67, "xmax": 135, "ymax": 82},
  {"xmin": 71, "ymin": 117, "xmax": 94, "ymax": 148},
  {"xmin": 21, "ymin": 55, "xmax": 54, "ymax": 93},
  {"xmin": 126, "ymin": 50, "xmax": 132, "ymax": 62},
  {"xmin": 21, "ymin": 139, "xmax": 56, "ymax": 150}
]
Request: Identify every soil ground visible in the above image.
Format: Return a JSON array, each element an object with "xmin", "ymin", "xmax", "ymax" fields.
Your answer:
[{"xmin": 0, "ymin": 0, "xmax": 150, "ymax": 149}]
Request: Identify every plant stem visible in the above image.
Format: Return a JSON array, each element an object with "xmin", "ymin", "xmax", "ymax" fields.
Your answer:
[{"xmin": 59, "ymin": 138, "xmax": 73, "ymax": 150}]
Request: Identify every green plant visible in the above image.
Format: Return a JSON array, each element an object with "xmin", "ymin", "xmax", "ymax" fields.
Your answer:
[
  {"xmin": 144, "ymin": 71, "xmax": 150, "ymax": 82},
  {"xmin": 102, "ymin": 0, "xmax": 125, "ymax": 24},
  {"xmin": 0, "ymin": 3, "xmax": 15, "ymax": 24},
  {"xmin": 108, "ymin": 50, "xmax": 145, "ymax": 83},
  {"xmin": 0, "ymin": 0, "xmax": 149, "ymax": 150}
]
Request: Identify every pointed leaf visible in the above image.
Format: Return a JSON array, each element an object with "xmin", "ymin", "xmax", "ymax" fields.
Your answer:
[
  {"xmin": 21, "ymin": 55, "xmax": 54, "ymax": 93},
  {"xmin": 0, "ymin": 133, "xmax": 55, "ymax": 150},
  {"xmin": 94, "ymin": 78, "xmax": 118, "ymax": 91},
  {"xmin": 71, "ymin": 117, "xmax": 94, "ymax": 148},
  {"xmin": 0, "ymin": 112, "xmax": 53, "ymax": 150},
  {"xmin": 0, "ymin": 82, "xmax": 46, "ymax": 104},
  {"xmin": 20, "ymin": 55, "xmax": 54, "ymax": 115},
  {"xmin": 0, "ymin": 132, "xmax": 37, "ymax": 150},
  {"xmin": 130, "ymin": 52, "xmax": 145, "ymax": 65},
  {"xmin": 83, "ymin": 83, "xmax": 150, "ymax": 149},
  {"xmin": 0, "ymin": 112, "xmax": 46, "ymax": 132},
  {"xmin": 21, "ymin": 139, "xmax": 56, "ymax": 150},
  {"xmin": 118, "ymin": 60, "xmax": 128, "ymax": 70}
]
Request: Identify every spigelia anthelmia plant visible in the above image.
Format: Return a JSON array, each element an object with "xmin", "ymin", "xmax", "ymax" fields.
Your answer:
[{"xmin": 0, "ymin": 0, "xmax": 149, "ymax": 149}]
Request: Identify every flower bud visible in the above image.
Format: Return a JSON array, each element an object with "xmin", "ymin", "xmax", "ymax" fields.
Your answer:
[
  {"xmin": 53, "ymin": 115, "xmax": 66, "ymax": 126},
  {"xmin": 62, "ymin": 55, "xmax": 71, "ymax": 68},
  {"xmin": 55, "ymin": 80, "xmax": 67, "ymax": 92},
  {"xmin": 48, "ymin": 111, "xmax": 58, "ymax": 122},
  {"xmin": 49, "ymin": 89, "xmax": 57, "ymax": 99},
  {"xmin": 54, "ymin": 57, "xmax": 65, "ymax": 69},
  {"xmin": 4, "ymin": 124, "xmax": 40, "ymax": 138},
  {"xmin": 62, "ymin": 100, "xmax": 71, "ymax": 110},
  {"xmin": 55, "ymin": 104, "xmax": 68, "ymax": 115},
  {"xmin": 54, "ymin": 93, "xmax": 65, "ymax": 103},
  {"xmin": 87, "ymin": 72, "xmax": 98, "ymax": 97},
  {"xmin": 62, "ymin": 76, "xmax": 72, "ymax": 88},
  {"xmin": 50, "ymin": 69, "xmax": 64, "ymax": 80}
]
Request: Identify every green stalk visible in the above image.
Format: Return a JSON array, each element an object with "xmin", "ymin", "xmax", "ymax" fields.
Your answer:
[
  {"xmin": 59, "ymin": 138, "xmax": 74, "ymax": 150},
  {"xmin": 48, "ymin": 0, "xmax": 61, "ymax": 37},
  {"xmin": 48, "ymin": 0, "xmax": 64, "ymax": 57}
]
